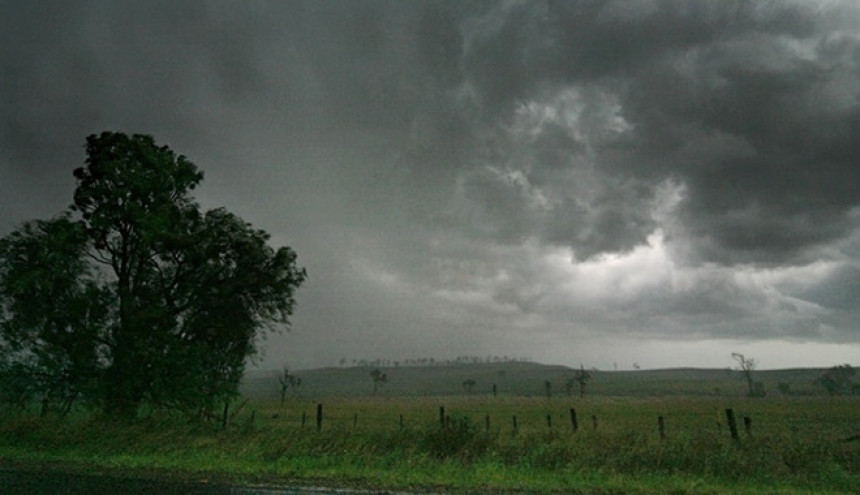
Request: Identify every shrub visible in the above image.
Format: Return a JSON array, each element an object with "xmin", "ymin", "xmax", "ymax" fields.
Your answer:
[{"xmin": 420, "ymin": 416, "xmax": 495, "ymax": 461}]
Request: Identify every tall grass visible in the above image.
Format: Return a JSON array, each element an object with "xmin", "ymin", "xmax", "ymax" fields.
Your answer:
[{"xmin": 1, "ymin": 396, "xmax": 858, "ymax": 494}]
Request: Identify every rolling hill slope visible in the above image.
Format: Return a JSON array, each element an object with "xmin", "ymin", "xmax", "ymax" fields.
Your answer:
[{"xmin": 241, "ymin": 362, "xmax": 834, "ymax": 399}]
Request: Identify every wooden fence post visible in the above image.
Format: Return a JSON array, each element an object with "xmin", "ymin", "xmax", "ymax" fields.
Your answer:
[
  {"xmin": 399, "ymin": 414, "xmax": 404, "ymax": 430},
  {"xmin": 546, "ymin": 414, "xmax": 552, "ymax": 429},
  {"xmin": 658, "ymin": 416, "xmax": 665, "ymax": 440},
  {"xmin": 743, "ymin": 416, "xmax": 752, "ymax": 437},
  {"xmin": 353, "ymin": 412, "xmax": 358, "ymax": 429},
  {"xmin": 725, "ymin": 408, "xmax": 739, "ymax": 440},
  {"xmin": 316, "ymin": 403, "xmax": 323, "ymax": 432},
  {"xmin": 439, "ymin": 406, "xmax": 445, "ymax": 429},
  {"xmin": 570, "ymin": 408, "xmax": 578, "ymax": 432},
  {"xmin": 592, "ymin": 415, "xmax": 598, "ymax": 430},
  {"xmin": 485, "ymin": 414, "xmax": 491, "ymax": 432},
  {"xmin": 301, "ymin": 412, "xmax": 306, "ymax": 428},
  {"xmin": 512, "ymin": 415, "xmax": 518, "ymax": 434}
]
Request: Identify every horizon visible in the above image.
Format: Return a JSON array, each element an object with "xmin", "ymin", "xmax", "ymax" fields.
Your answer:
[{"xmin": 251, "ymin": 353, "xmax": 853, "ymax": 374}]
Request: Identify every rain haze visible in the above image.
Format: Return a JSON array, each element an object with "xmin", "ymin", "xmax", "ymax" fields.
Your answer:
[{"xmin": 2, "ymin": 0, "xmax": 859, "ymax": 371}]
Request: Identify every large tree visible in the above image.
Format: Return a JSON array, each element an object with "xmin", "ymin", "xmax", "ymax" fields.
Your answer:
[{"xmin": 0, "ymin": 132, "xmax": 306, "ymax": 418}]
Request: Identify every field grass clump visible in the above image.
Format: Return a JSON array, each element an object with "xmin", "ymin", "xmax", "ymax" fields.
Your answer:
[{"xmin": 419, "ymin": 416, "xmax": 497, "ymax": 461}]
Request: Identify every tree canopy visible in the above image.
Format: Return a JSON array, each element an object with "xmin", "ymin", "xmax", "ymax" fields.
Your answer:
[{"xmin": 0, "ymin": 132, "xmax": 306, "ymax": 418}]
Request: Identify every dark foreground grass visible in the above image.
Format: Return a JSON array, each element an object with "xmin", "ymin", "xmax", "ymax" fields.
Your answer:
[{"xmin": 1, "ymin": 396, "xmax": 858, "ymax": 494}]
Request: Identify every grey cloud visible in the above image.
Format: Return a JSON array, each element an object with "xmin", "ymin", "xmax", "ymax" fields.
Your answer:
[
  {"xmin": 791, "ymin": 264, "xmax": 860, "ymax": 312},
  {"xmin": 2, "ymin": 1, "xmax": 859, "ymax": 368},
  {"xmin": 415, "ymin": 1, "xmax": 860, "ymax": 266}
]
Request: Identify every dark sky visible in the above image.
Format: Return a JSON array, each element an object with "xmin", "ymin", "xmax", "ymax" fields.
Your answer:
[{"xmin": 2, "ymin": 0, "xmax": 858, "ymax": 370}]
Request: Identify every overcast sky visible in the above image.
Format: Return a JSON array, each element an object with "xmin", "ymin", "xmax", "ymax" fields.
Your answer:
[{"xmin": 2, "ymin": 1, "xmax": 859, "ymax": 370}]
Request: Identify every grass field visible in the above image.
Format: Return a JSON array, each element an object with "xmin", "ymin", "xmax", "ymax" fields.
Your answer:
[{"xmin": 1, "ymin": 392, "xmax": 858, "ymax": 494}]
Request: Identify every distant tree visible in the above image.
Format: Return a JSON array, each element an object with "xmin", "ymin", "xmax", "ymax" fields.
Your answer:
[
  {"xmin": 574, "ymin": 365, "xmax": 591, "ymax": 398},
  {"xmin": 277, "ymin": 366, "xmax": 301, "ymax": 404},
  {"xmin": 732, "ymin": 353, "xmax": 765, "ymax": 397},
  {"xmin": 370, "ymin": 368, "xmax": 387, "ymax": 394},
  {"xmin": 462, "ymin": 379, "xmax": 476, "ymax": 395},
  {"xmin": 777, "ymin": 382, "xmax": 792, "ymax": 396},
  {"xmin": 817, "ymin": 364, "xmax": 858, "ymax": 396}
]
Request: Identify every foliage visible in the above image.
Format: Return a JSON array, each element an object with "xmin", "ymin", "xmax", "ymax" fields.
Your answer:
[
  {"xmin": 420, "ymin": 415, "xmax": 496, "ymax": 461},
  {"xmin": 277, "ymin": 366, "xmax": 301, "ymax": 404},
  {"xmin": 462, "ymin": 379, "xmax": 476, "ymax": 394},
  {"xmin": 369, "ymin": 368, "xmax": 387, "ymax": 394},
  {"xmin": 732, "ymin": 352, "xmax": 766, "ymax": 397},
  {"xmin": 0, "ymin": 132, "xmax": 306, "ymax": 419},
  {"xmin": 0, "ymin": 215, "xmax": 109, "ymax": 416},
  {"xmin": 570, "ymin": 365, "xmax": 591, "ymax": 398},
  {"xmin": 817, "ymin": 364, "xmax": 858, "ymax": 396}
]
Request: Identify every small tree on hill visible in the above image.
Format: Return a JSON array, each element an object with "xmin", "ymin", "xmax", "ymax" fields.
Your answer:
[
  {"xmin": 817, "ymin": 364, "xmax": 858, "ymax": 396},
  {"xmin": 732, "ymin": 352, "xmax": 765, "ymax": 397},
  {"xmin": 573, "ymin": 365, "xmax": 591, "ymax": 398},
  {"xmin": 277, "ymin": 366, "xmax": 301, "ymax": 404},
  {"xmin": 370, "ymin": 368, "xmax": 387, "ymax": 394},
  {"xmin": 462, "ymin": 379, "xmax": 476, "ymax": 395}
]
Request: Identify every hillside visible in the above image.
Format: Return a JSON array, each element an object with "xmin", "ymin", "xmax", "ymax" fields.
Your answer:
[{"xmin": 241, "ymin": 362, "xmax": 833, "ymax": 399}]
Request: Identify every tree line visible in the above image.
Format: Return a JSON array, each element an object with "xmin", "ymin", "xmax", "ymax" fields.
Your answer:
[
  {"xmin": 0, "ymin": 132, "xmax": 307, "ymax": 420},
  {"xmin": 342, "ymin": 355, "xmax": 532, "ymax": 368}
]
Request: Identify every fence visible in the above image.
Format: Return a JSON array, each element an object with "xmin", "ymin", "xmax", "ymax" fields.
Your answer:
[{"xmin": 273, "ymin": 402, "xmax": 757, "ymax": 442}]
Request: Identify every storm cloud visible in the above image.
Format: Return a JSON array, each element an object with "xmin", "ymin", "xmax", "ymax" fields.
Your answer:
[{"xmin": 2, "ymin": 1, "xmax": 858, "ymax": 369}]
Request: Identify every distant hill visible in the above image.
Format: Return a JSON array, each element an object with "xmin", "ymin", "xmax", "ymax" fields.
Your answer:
[{"xmin": 241, "ymin": 362, "xmax": 833, "ymax": 400}]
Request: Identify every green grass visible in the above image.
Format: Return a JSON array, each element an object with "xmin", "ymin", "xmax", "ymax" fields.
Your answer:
[{"xmin": 1, "ymin": 395, "xmax": 858, "ymax": 494}]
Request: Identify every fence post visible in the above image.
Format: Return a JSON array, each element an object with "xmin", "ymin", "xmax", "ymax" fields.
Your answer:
[
  {"xmin": 316, "ymin": 403, "xmax": 323, "ymax": 432},
  {"xmin": 743, "ymin": 416, "xmax": 752, "ymax": 437},
  {"xmin": 658, "ymin": 416, "xmax": 665, "ymax": 440},
  {"xmin": 570, "ymin": 408, "xmax": 578, "ymax": 432},
  {"xmin": 353, "ymin": 412, "xmax": 358, "ymax": 429},
  {"xmin": 592, "ymin": 415, "xmax": 598, "ymax": 430},
  {"xmin": 512, "ymin": 415, "xmax": 518, "ymax": 434},
  {"xmin": 546, "ymin": 414, "xmax": 552, "ymax": 429},
  {"xmin": 725, "ymin": 408, "xmax": 739, "ymax": 440},
  {"xmin": 485, "ymin": 414, "xmax": 490, "ymax": 432},
  {"xmin": 301, "ymin": 412, "xmax": 306, "ymax": 428},
  {"xmin": 439, "ymin": 406, "xmax": 445, "ymax": 429},
  {"xmin": 399, "ymin": 414, "xmax": 404, "ymax": 430}
]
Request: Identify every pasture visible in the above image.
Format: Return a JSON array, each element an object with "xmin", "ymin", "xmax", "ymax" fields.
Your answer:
[{"xmin": 1, "ymin": 393, "xmax": 858, "ymax": 494}]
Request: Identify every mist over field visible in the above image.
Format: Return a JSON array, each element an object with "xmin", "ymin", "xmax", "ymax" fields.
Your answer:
[{"xmin": 2, "ymin": 1, "xmax": 859, "ymax": 370}]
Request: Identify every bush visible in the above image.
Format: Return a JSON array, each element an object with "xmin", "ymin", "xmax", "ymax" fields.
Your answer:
[{"xmin": 420, "ymin": 416, "xmax": 496, "ymax": 461}]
